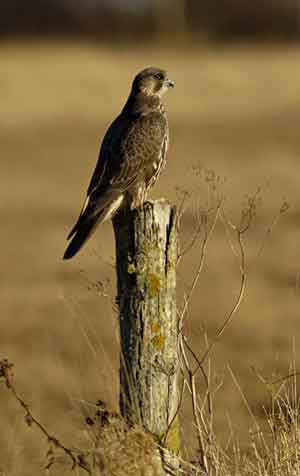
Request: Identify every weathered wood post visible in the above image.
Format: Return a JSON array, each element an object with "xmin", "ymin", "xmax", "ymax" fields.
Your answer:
[{"xmin": 113, "ymin": 199, "xmax": 180, "ymax": 471}]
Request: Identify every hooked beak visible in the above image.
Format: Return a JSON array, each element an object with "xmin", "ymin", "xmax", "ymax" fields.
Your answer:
[{"xmin": 164, "ymin": 78, "xmax": 175, "ymax": 88}]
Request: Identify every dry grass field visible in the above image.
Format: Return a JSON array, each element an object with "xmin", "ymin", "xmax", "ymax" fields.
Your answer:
[{"xmin": 1, "ymin": 40, "xmax": 300, "ymax": 474}]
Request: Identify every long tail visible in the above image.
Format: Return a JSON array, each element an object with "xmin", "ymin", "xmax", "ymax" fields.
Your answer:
[
  {"xmin": 63, "ymin": 215, "xmax": 99, "ymax": 260},
  {"xmin": 63, "ymin": 191, "xmax": 124, "ymax": 260}
]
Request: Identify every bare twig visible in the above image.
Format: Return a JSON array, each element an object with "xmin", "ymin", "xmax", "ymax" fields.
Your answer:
[
  {"xmin": 178, "ymin": 219, "xmax": 203, "ymax": 263},
  {"xmin": 178, "ymin": 202, "xmax": 222, "ymax": 330},
  {"xmin": 191, "ymin": 373, "xmax": 209, "ymax": 474},
  {"xmin": 177, "ymin": 334, "xmax": 208, "ymax": 474},
  {"xmin": 176, "ymin": 188, "xmax": 190, "ymax": 222},
  {"xmin": 193, "ymin": 223, "xmax": 247, "ymax": 376},
  {"xmin": 252, "ymin": 200, "xmax": 290, "ymax": 265},
  {"xmin": 227, "ymin": 365, "xmax": 261, "ymax": 434},
  {"xmin": 0, "ymin": 359, "xmax": 91, "ymax": 474}
]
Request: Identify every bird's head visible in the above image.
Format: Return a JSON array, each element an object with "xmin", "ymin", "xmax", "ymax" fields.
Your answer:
[{"xmin": 132, "ymin": 67, "xmax": 175, "ymax": 98}]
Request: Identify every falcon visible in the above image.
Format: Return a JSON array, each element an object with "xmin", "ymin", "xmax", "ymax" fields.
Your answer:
[{"xmin": 63, "ymin": 67, "xmax": 174, "ymax": 260}]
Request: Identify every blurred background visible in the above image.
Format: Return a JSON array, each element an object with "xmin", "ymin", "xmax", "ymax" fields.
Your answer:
[
  {"xmin": 1, "ymin": 1, "xmax": 300, "ymax": 475},
  {"xmin": 2, "ymin": 0, "xmax": 300, "ymax": 39}
]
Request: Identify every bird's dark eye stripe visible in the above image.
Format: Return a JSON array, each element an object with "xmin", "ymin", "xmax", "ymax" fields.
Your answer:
[{"xmin": 154, "ymin": 72, "xmax": 164, "ymax": 80}]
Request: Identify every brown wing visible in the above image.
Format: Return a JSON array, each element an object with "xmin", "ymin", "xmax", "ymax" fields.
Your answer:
[
  {"xmin": 88, "ymin": 110, "xmax": 168, "ymax": 204},
  {"xmin": 87, "ymin": 116, "xmax": 121, "ymax": 196}
]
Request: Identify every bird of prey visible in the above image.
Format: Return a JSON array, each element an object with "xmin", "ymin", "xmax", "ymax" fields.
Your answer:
[{"xmin": 63, "ymin": 67, "xmax": 174, "ymax": 260}]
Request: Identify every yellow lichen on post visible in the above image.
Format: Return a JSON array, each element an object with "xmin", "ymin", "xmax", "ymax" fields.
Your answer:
[
  {"xmin": 151, "ymin": 321, "xmax": 161, "ymax": 333},
  {"xmin": 151, "ymin": 334, "xmax": 165, "ymax": 350},
  {"xmin": 127, "ymin": 262, "xmax": 136, "ymax": 274},
  {"xmin": 148, "ymin": 273, "xmax": 161, "ymax": 296},
  {"xmin": 163, "ymin": 415, "xmax": 181, "ymax": 456}
]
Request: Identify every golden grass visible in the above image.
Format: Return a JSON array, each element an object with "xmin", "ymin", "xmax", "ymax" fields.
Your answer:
[{"xmin": 1, "ymin": 40, "xmax": 300, "ymax": 475}]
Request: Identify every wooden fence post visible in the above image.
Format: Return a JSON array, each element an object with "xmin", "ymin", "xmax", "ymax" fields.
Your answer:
[{"xmin": 113, "ymin": 199, "xmax": 180, "ymax": 471}]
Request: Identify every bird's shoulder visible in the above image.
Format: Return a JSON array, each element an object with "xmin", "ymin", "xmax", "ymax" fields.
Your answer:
[{"xmin": 86, "ymin": 115, "xmax": 126, "ymax": 195}]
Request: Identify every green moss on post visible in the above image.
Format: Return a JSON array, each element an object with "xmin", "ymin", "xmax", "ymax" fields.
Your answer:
[{"xmin": 113, "ymin": 200, "xmax": 180, "ymax": 473}]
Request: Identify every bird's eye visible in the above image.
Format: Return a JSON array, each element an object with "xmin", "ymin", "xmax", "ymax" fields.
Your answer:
[{"xmin": 154, "ymin": 72, "xmax": 163, "ymax": 81}]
